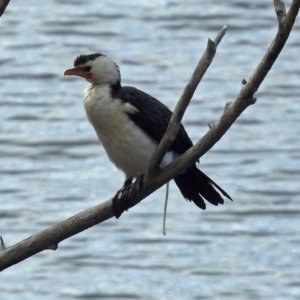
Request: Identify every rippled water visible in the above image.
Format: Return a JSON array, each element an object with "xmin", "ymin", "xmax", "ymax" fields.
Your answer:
[{"xmin": 0, "ymin": 0, "xmax": 300, "ymax": 299}]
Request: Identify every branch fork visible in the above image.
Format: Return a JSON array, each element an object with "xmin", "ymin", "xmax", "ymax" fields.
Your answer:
[{"xmin": 0, "ymin": 0, "xmax": 299, "ymax": 272}]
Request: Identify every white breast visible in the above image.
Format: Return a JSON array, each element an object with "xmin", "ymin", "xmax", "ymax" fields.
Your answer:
[{"xmin": 83, "ymin": 84, "xmax": 174, "ymax": 179}]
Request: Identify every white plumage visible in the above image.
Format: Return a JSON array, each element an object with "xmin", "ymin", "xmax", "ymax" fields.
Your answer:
[
  {"xmin": 64, "ymin": 52, "xmax": 231, "ymax": 216},
  {"xmin": 83, "ymin": 83, "xmax": 175, "ymax": 179}
]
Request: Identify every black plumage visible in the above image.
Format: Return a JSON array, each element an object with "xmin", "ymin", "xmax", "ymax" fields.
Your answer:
[
  {"xmin": 74, "ymin": 53, "xmax": 104, "ymax": 67},
  {"xmin": 65, "ymin": 52, "xmax": 232, "ymax": 214},
  {"xmin": 114, "ymin": 86, "xmax": 193, "ymax": 154},
  {"xmin": 112, "ymin": 85, "xmax": 232, "ymax": 210}
]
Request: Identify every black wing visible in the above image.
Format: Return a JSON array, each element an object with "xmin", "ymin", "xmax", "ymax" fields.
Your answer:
[{"xmin": 119, "ymin": 86, "xmax": 193, "ymax": 154}]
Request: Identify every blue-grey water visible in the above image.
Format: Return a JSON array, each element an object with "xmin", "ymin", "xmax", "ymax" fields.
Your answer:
[{"xmin": 1, "ymin": 0, "xmax": 300, "ymax": 299}]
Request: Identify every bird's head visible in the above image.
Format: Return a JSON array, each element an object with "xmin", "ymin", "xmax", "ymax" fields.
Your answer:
[{"xmin": 64, "ymin": 53, "xmax": 121, "ymax": 85}]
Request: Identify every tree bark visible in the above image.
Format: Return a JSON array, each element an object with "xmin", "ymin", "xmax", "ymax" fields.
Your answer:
[{"xmin": 0, "ymin": 0, "xmax": 299, "ymax": 272}]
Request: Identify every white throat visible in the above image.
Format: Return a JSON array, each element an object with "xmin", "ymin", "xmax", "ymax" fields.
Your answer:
[{"xmin": 83, "ymin": 84, "xmax": 176, "ymax": 179}]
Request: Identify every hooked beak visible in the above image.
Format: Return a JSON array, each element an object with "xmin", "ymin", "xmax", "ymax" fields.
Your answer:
[{"xmin": 64, "ymin": 67, "xmax": 92, "ymax": 79}]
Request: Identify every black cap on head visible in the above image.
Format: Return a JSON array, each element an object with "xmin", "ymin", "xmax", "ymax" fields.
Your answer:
[{"xmin": 74, "ymin": 53, "xmax": 104, "ymax": 67}]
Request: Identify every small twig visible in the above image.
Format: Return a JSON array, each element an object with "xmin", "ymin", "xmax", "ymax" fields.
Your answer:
[
  {"xmin": 162, "ymin": 181, "xmax": 170, "ymax": 235},
  {"xmin": 0, "ymin": 0, "xmax": 10, "ymax": 17},
  {"xmin": 274, "ymin": 0, "xmax": 287, "ymax": 24},
  {"xmin": 214, "ymin": 25, "xmax": 227, "ymax": 45},
  {"xmin": 0, "ymin": 236, "xmax": 5, "ymax": 250}
]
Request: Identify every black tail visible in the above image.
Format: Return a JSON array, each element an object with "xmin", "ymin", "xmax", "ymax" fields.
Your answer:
[{"xmin": 174, "ymin": 166, "xmax": 232, "ymax": 210}]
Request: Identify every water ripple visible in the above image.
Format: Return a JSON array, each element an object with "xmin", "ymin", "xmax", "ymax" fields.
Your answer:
[{"xmin": 0, "ymin": 0, "xmax": 299, "ymax": 299}]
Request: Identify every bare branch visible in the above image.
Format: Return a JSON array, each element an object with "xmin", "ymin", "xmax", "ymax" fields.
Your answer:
[
  {"xmin": 154, "ymin": 0, "xmax": 300, "ymax": 184},
  {"xmin": 274, "ymin": 0, "xmax": 287, "ymax": 24},
  {"xmin": 214, "ymin": 25, "xmax": 227, "ymax": 45},
  {"xmin": 147, "ymin": 26, "xmax": 227, "ymax": 176},
  {"xmin": 0, "ymin": 1, "xmax": 299, "ymax": 272},
  {"xmin": 0, "ymin": 201, "xmax": 114, "ymax": 271},
  {"xmin": 0, "ymin": 0, "xmax": 10, "ymax": 18},
  {"xmin": 286, "ymin": 0, "xmax": 300, "ymax": 25},
  {"xmin": 0, "ymin": 236, "xmax": 5, "ymax": 251}
]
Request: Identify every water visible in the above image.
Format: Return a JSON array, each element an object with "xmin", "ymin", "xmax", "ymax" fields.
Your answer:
[{"xmin": 0, "ymin": 0, "xmax": 300, "ymax": 299}]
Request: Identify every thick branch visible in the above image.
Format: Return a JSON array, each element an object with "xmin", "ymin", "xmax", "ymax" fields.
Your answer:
[
  {"xmin": 0, "ymin": 0, "xmax": 299, "ymax": 272},
  {"xmin": 0, "ymin": 201, "xmax": 115, "ymax": 271}
]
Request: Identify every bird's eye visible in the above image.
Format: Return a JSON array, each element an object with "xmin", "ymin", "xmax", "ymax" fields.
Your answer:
[{"xmin": 83, "ymin": 66, "xmax": 91, "ymax": 72}]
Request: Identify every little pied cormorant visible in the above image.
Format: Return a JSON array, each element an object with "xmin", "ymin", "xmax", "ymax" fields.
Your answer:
[{"xmin": 64, "ymin": 53, "xmax": 232, "ymax": 218}]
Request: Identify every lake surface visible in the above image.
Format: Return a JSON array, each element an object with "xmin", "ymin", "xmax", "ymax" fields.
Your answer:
[{"xmin": 0, "ymin": 0, "xmax": 300, "ymax": 299}]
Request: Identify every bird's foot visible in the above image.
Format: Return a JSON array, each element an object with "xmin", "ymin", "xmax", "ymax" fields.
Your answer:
[{"xmin": 112, "ymin": 174, "xmax": 144, "ymax": 219}]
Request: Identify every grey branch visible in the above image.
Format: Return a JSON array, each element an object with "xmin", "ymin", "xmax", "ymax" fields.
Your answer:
[
  {"xmin": 0, "ymin": 0, "xmax": 10, "ymax": 17},
  {"xmin": 274, "ymin": 0, "xmax": 287, "ymax": 24},
  {"xmin": 0, "ymin": 0, "xmax": 299, "ymax": 272},
  {"xmin": 147, "ymin": 25, "xmax": 227, "ymax": 176}
]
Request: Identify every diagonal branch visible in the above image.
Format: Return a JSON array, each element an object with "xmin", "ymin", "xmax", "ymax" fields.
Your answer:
[
  {"xmin": 0, "ymin": 0, "xmax": 10, "ymax": 17},
  {"xmin": 0, "ymin": 0, "xmax": 299, "ymax": 272},
  {"xmin": 0, "ymin": 236, "xmax": 5, "ymax": 250},
  {"xmin": 147, "ymin": 0, "xmax": 300, "ymax": 188},
  {"xmin": 146, "ymin": 26, "xmax": 227, "ymax": 176}
]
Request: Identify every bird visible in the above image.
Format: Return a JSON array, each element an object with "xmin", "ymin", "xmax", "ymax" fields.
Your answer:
[{"xmin": 64, "ymin": 53, "xmax": 232, "ymax": 218}]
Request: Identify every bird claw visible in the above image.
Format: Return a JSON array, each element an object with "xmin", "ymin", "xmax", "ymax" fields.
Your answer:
[{"xmin": 112, "ymin": 174, "xmax": 144, "ymax": 219}]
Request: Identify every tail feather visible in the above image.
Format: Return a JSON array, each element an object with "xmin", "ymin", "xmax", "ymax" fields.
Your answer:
[{"xmin": 174, "ymin": 166, "xmax": 232, "ymax": 210}]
